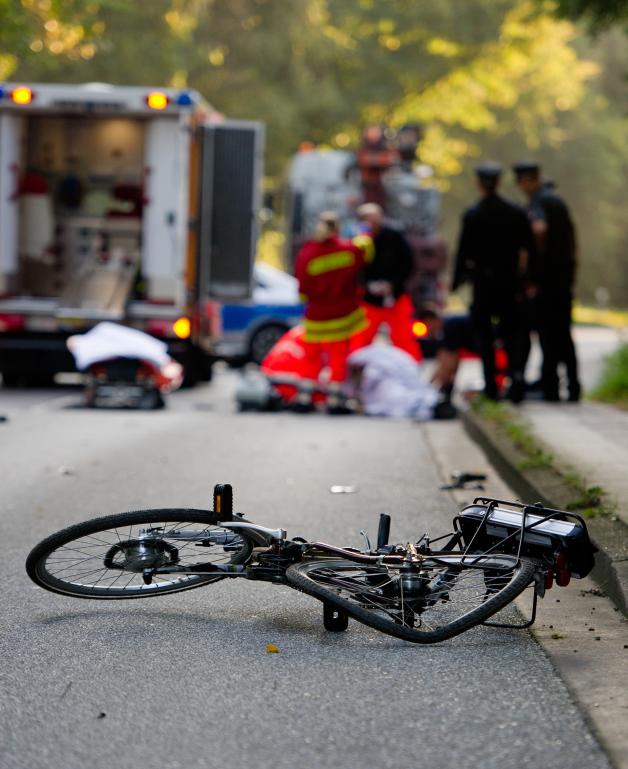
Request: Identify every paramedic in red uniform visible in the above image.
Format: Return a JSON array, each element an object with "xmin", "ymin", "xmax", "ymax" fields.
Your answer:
[
  {"xmin": 294, "ymin": 211, "xmax": 371, "ymax": 410},
  {"xmin": 350, "ymin": 203, "xmax": 422, "ymax": 362}
]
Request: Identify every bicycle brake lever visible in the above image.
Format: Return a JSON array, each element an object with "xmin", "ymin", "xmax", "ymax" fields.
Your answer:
[{"xmin": 359, "ymin": 530, "xmax": 372, "ymax": 553}]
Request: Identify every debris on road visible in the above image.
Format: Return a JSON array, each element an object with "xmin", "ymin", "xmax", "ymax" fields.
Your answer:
[
  {"xmin": 266, "ymin": 644, "xmax": 280, "ymax": 653},
  {"xmin": 330, "ymin": 485, "xmax": 356, "ymax": 494},
  {"xmin": 439, "ymin": 471, "xmax": 486, "ymax": 491},
  {"xmin": 60, "ymin": 682, "xmax": 72, "ymax": 700}
]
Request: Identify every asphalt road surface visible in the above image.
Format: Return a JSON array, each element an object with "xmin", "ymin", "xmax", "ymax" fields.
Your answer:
[{"xmin": 0, "ymin": 352, "xmax": 614, "ymax": 769}]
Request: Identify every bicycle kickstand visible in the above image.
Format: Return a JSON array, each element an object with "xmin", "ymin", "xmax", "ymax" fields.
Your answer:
[{"xmin": 323, "ymin": 602, "xmax": 349, "ymax": 632}]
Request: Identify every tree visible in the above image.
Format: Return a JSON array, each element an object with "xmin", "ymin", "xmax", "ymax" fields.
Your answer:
[
  {"xmin": 552, "ymin": 0, "xmax": 628, "ymax": 28},
  {"xmin": 4, "ymin": 0, "xmax": 628, "ymax": 304}
]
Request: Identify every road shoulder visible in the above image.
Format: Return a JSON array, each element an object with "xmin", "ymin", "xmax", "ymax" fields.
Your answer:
[{"xmin": 422, "ymin": 419, "xmax": 628, "ymax": 769}]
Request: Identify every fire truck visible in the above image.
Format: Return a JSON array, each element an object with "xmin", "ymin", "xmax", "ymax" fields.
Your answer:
[
  {"xmin": 0, "ymin": 82, "xmax": 264, "ymax": 385},
  {"xmin": 284, "ymin": 125, "xmax": 448, "ymax": 326}
]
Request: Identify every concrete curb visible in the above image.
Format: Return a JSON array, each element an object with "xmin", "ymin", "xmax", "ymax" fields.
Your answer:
[{"xmin": 462, "ymin": 409, "xmax": 628, "ymax": 618}]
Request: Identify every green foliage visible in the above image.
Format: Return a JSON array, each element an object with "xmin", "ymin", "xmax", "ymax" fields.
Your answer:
[
  {"xmin": 589, "ymin": 343, "xmax": 628, "ymax": 406},
  {"xmin": 3, "ymin": 0, "xmax": 628, "ymax": 303},
  {"xmin": 552, "ymin": 0, "xmax": 628, "ymax": 28},
  {"xmin": 471, "ymin": 397, "xmax": 554, "ymax": 469},
  {"xmin": 472, "ymin": 397, "xmax": 615, "ymax": 517}
]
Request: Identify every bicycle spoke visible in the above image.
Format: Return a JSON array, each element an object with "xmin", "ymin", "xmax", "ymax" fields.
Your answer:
[
  {"xmin": 31, "ymin": 515, "xmax": 250, "ymax": 597},
  {"xmin": 300, "ymin": 556, "xmax": 523, "ymax": 633}
]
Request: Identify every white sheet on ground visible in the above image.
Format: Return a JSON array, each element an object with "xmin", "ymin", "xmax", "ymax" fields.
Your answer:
[
  {"xmin": 67, "ymin": 322, "xmax": 171, "ymax": 371},
  {"xmin": 347, "ymin": 345, "xmax": 439, "ymax": 420}
]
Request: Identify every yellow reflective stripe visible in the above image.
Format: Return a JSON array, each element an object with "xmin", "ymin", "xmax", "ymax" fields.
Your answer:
[
  {"xmin": 306, "ymin": 250, "xmax": 356, "ymax": 276},
  {"xmin": 303, "ymin": 307, "xmax": 364, "ymax": 331},
  {"xmin": 352, "ymin": 234, "xmax": 375, "ymax": 263},
  {"xmin": 304, "ymin": 315, "xmax": 368, "ymax": 343}
]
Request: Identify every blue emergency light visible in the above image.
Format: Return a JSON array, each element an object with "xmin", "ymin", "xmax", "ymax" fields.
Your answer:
[{"xmin": 176, "ymin": 91, "xmax": 195, "ymax": 107}]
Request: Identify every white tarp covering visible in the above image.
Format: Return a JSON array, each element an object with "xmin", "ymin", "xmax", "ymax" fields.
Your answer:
[
  {"xmin": 67, "ymin": 321, "xmax": 171, "ymax": 371},
  {"xmin": 347, "ymin": 344, "xmax": 439, "ymax": 420}
]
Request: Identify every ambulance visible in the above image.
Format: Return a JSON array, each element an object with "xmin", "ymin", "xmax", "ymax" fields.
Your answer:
[{"xmin": 0, "ymin": 82, "xmax": 264, "ymax": 385}]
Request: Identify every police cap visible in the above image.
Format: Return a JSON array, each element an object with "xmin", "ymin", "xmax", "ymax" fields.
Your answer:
[
  {"xmin": 513, "ymin": 161, "xmax": 541, "ymax": 179},
  {"xmin": 474, "ymin": 161, "xmax": 502, "ymax": 181}
]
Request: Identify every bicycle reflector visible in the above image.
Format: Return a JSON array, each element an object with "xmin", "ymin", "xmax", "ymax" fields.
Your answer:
[
  {"xmin": 172, "ymin": 317, "xmax": 191, "ymax": 339},
  {"xmin": 11, "ymin": 86, "xmax": 34, "ymax": 105},
  {"xmin": 146, "ymin": 91, "xmax": 169, "ymax": 110}
]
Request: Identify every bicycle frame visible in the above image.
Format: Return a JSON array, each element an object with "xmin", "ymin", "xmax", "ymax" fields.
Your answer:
[{"xmin": 26, "ymin": 484, "xmax": 597, "ymax": 642}]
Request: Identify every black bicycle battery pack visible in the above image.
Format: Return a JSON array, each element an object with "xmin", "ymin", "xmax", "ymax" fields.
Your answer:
[{"xmin": 456, "ymin": 498, "xmax": 597, "ymax": 578}]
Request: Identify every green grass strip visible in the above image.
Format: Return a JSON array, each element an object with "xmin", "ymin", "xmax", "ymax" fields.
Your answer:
[{"xmin": 471, "ymin": 397, "xmax": 613, "ymax": 518}]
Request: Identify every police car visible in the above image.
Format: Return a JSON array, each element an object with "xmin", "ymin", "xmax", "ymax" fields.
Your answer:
[{"xmin": 213, "ymin": 263, "xmax": 304, "ymax": 365}]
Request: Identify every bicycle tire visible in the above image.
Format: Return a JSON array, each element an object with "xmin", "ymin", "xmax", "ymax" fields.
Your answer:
[
  {"xmin": 286, "ymin": 554, "xmax": 537, "ymax": 644},
  {"xmin": 26, "ymin": 509, "xmax": 253, "ymax": 599}
]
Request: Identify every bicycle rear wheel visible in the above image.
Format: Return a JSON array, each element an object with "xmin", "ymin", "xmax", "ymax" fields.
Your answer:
[
  {"xmin": 26, "ymin": 509, "xmax": 253, "ymax": 599},
  {"xmin": 286, "ymin": 554, "xmax": 537, "ymax": 644}
]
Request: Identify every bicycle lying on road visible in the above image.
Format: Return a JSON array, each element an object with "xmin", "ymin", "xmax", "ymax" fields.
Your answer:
[{"xmin": 26, "ymin": 485, "xmax": 597, "ymax": 644}]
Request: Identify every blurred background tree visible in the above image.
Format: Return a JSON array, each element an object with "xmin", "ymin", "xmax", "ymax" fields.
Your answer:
[
  {"xmin": 553, "ymin": 0, "xmax": 628, "ymax": 28},
  {"xmin": 1, "ymin": 0, "xmax": 627, "ymax": 305}
]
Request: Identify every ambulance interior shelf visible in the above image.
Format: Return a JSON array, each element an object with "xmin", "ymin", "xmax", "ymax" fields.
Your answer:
[
  {"xmin": 15, "ymin": 113, "xmax": 146, "ymax": 311},
  {"xmin": 18, "ymin": 172, "xmax": 143, "ymax": 313}
]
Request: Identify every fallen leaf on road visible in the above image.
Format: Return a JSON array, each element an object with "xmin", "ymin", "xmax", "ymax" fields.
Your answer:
[{"xmin": 266, "ymin": 644, "xmax": 280, "ymax": 653}]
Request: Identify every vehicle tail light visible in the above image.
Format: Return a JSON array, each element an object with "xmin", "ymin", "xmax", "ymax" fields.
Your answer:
[
  {"xmin": 0, "ymin": 314, "xmax": 25, "ymax": 332},
  {"xmin": 144, "ymin": 316, "xmax": 192, "ymax": 340},
  {"xmin": 137, "ymin": 362, "xmax": 156, "ymax": 383},
  {"xmin": 91, "ymin": 365, "xmax": 107, "ymax": 382},
  {"xmin": 173, "ymin": 317, "xmax": 191, "ymax": 339},
  {"xmin": 412, "ymin": 320, "xmax": 429, "ymax": 339},
  {"xmin": 145, "ymin": 319, "xmax": 172, "ymax": 338}
]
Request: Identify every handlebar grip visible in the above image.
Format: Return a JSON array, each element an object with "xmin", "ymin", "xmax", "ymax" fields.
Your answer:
[{"xmin": 377, "ymin": 513, "xmax": 391, "ymax": 550}]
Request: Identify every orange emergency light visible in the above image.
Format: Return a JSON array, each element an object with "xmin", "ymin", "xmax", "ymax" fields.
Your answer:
[
  {"xmin": 146, "ymin": 91, "xmax": 169, "ymax": 110},
  {"xmin": 11, "ymin": 86, "xmax": 33, "ymax": 105},
  {"xmin": 412, "ymin": 320, "xmax": 429, "ymax": 338},
  {"xmin": 173, "ymin": 317, "xmax": 191, "ymax": 339}
]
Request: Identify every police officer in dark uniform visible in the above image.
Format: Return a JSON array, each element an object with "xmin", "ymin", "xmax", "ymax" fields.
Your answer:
[
  {"xmin": 452, "ymin": 162, "xmax": 535, "ymax": 402},
  {"xmin": 513, "ymin": 162, "xmax": 580, "ymax": 402}
]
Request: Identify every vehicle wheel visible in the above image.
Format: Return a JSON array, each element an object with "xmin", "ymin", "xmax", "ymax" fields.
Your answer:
[
  {"xmin": 248, "ymin": 323, "xmax": 288, "ymax": 365},
  {"xmin": 180, "ymin": 351, "xmax": 213, "ymax": 388},
  {"xmin": 1, "ymin": 371, "xmax": 19, "ymax": 387},
  {"xmin": 27, "ymin": 373, "xmax": 56, "ymax": 387},
  {"xmin": 286, "ymin": 554, "xmax": 537, "ymax": 644},
  {"xmin": 26, "ymin": 509, "xmax": 253, "ymax": 599},
  {"xmin": 138, "ymin": 390, "xmax": 165, "ymax": 410}
]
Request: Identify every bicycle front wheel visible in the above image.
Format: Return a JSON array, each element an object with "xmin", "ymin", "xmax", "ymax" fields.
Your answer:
[
  {"xmin": 26, "ymin": 509, "xmax": 253, "ymax": 599},
  {"xmin": 286, "ymin": 554, "xmax": 537, "ymax": 644}
]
